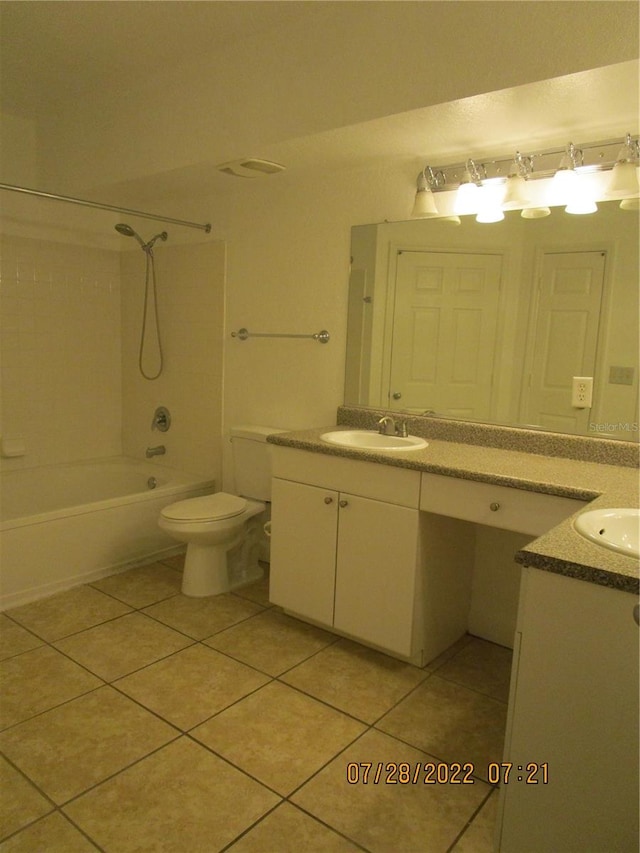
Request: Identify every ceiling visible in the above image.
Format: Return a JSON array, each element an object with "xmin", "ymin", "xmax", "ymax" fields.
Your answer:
[{"xmin": 1, "ymin": 2, "xmax": 638, "ymax": 203}]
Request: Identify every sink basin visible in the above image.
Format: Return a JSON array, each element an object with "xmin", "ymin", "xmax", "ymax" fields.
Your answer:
[
  {"xmin": 573, "ymin": 508, "xmax": 640, "ymax": 559},
  {"xmin": 320, "ymin": 430, "xmax": 428, "ymax": 451}
]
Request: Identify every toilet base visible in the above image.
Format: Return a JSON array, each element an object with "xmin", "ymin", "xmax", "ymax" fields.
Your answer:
[{"xmin": 181, "ymin": 542, "xmax": 233, "ymax": 597}]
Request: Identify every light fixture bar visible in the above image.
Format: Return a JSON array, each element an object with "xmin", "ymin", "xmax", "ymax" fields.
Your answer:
[{"xmin": 422, "ymin": 136, "xmax": 639, "ymax": 192}]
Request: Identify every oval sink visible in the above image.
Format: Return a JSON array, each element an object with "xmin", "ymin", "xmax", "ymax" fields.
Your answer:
[
  {"xmin": 573, "ymin": 508, "xmax": 639, "ymax": 559},
  {"xmin": 320, "ymin": 430, "xmax": 428, "ymax": 451}
]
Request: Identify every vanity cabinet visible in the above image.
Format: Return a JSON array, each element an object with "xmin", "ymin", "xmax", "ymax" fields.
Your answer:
[
  {"xmin": 269, "ymin": 446, "xmax": 474, "ymax": 662},
  {"xmin": 497, "ymin": 567, "xmax": 639, "ymax": 852},
  {"xmin": 270, "ymin": 477, "xmax": 419, "ymax": 655}
]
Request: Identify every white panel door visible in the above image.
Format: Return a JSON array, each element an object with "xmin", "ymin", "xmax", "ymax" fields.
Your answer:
[
  {"xmin": 390, "ymin": 251, "xmax": 502, "ymax": 417},
  {"xmin": 333, "ymin": 493, "xmax": 419, "ymax": 656},
  {"xmin": 523, "ymin": 251, "xmax": 605, "ymax": 433}
]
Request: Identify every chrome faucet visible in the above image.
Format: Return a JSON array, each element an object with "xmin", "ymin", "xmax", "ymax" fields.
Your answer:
[
  {"xmin": 377, "ymin": 416, "xmax": 408, "ymax": 437},
  {"xmin": 146, "ymin": 445, "xmax": 166, "ymax": 458}
]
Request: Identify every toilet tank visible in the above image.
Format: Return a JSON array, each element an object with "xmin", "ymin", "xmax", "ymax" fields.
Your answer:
[{"xmin": 230, "ymin": 425, "xmax": 287, "ymax": 501}]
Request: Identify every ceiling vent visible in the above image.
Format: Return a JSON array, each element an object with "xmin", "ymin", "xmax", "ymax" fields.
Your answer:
[{"xmin": 217, "ymin": 158, "xmax": 285, "ymax": 178}]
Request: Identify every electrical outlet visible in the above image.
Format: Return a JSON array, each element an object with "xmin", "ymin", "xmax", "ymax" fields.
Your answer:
[{"xmin": 571, "ymin": 376, "xmax": 593, "ymax": 408}]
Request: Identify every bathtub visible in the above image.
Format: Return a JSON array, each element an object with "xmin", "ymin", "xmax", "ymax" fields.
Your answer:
[{"xmin": 0, "ymin": 457, "xmax": 215, "ymax": 610}]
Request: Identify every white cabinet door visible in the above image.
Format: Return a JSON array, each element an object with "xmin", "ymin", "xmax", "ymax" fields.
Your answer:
[
  {"xmin": 334, "ymin": 494, "xmax": 419, "ymax": 656},
  {"xmin": 498, "ymin": 567, "xmax": 639, "ymax": 852},
  {"xmin": 269, "ymin": 477, "xmax": 337, "ymax": 625}
]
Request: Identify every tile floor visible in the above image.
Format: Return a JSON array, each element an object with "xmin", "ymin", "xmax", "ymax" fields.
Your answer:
[{"xmin": 0, "ymin": 555, "xmax": 512, "ymax": 852}]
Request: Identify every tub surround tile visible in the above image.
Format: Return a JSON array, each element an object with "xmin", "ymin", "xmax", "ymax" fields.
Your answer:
[
  {"xmin": 436, "ymin": 637, "xmax": 512, "ymax": 703},
  {"xmin": 191, "ymin": 681, "xmax": 366, "ymax": 796},
  {"xmin": 0, "ymin": 756, "xmax": 53, "ymax": 842},
  {"xmin": 114, "ymin": 643, "xmax": 269, "ymax": 731},
  {"xmin": 376, "ymin": 675, "xmax": 508, "ymax": 782},
  {"xmin": 0, "ymin": 615, "xmax": 43, "ymax": 661},
  {"xmin": 142, "ymin": 592, "xmax": 264, "ymax": 640},
  {"xmin": 6, "ymin": 586, "xmax": 132, "ymax": 642},
  {"xmin": 0, "ymin": 686, "xmax": 178, "ymax": 805},
  {"xmin": 227, "ymin": 802, "xmax": 361, "ymax": 852},
  {"xmin": 291, "ymin": 728, "xmax": 490, "ymax": 853},
  {"xmin": 0, "ymin": 811, "xmax": 99, "ymax": 852},
  {"xmin": 203, "ymin": 609, "xmax": 337, "ymax": 676},
  {"xmin": 53, "ymin": 612, "xmax": 193, "ymax": 681},
  {"xmin": 63, "ymin": 737, "xmax": 280, "ymax": 853},
  {"xmin": 90, "ymin": 562, "xmax": 182, "ymax": 608},
  {"xmin": 0, "ymin": 646, "xmax": 102, "ymax": 730},
  {"xmin": 280, "ymin": 638, "xmax": 428, "ymax": 724}
]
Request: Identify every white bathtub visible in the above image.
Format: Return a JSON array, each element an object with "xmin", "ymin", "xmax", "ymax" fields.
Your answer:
[{"xmin": 0, "ymin": 457, "xmax": 215, "ymax": 610}]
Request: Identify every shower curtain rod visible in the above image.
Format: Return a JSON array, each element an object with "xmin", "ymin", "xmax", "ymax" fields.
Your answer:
[{"xmin": 0, "ymin": 182, "xmax": 212, "ymax": 233}]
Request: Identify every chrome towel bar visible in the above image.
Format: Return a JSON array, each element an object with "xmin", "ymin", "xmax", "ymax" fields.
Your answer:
[{"xmin": 231, "ymin": 328, "xmax": 330, "ymax": 343}]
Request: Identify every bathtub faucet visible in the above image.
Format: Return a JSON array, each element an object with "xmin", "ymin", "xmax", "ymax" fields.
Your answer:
[{"xmin": 146, "ymin": 445, "xmax": 166, "ymax": 458}]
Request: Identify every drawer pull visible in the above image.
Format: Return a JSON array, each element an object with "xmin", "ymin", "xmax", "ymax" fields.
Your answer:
[
  {"xmin": 339, "ymin": 499, "xmax": 349, "ymax": 508},
  {"xmin": 490, "ymin": 502, "xmax": 501, "ymax": 512},
  {"xmin": 324, "ymin": 496, "xmax": 333, "ymax": 505}
]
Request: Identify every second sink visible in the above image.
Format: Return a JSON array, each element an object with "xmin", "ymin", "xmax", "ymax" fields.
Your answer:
[
  {"xmin": 320, "ymin": 430, "xmax": 428, "ymax": 451},
  {"xmin": 573, "ymin": 508, "xmax": 639, "ymax": 559}
]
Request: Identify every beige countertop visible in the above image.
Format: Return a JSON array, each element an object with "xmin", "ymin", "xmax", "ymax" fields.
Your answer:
[{"xmin": 268, "ymin": 427, "xmax": 640, "ymax": 595}]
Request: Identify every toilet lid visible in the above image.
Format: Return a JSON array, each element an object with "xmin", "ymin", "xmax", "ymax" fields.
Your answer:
[{"xmin": 161, "ymin": 493, "xmax": 247, "ymax": 522}]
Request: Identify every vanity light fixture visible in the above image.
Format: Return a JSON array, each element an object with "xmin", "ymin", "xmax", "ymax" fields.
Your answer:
[
  {"xmin": 410, "ymin": 134, "xmax": 638, "ymax": 220},
  {"xmin": 454, "ymin": 160, "xmax": 483, "ymax": 215},
  {"xmin": 411, "ymin": 168, "xmax": 441, "ymax": 218},
  {"xmin": 607, "ymin": 133, "xmax": 640, "ymax": 209}
]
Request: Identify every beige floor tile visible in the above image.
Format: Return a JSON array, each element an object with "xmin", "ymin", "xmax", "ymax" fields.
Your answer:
[
  {"xmin": 64, "ymin": 737, "xmax": 280, "ymax": 852},
  {"xmin": 0, "ymin": 686, "xmax": 177, "ymax": 804},
  {"xmin": 437, "ymin": 637, "xmax": 513, "ymax": 703},
  {"xmin": 6, "ymin": 586, "xmax": 131, "ymax": 642},
  {"xmin": 0, "ymin": 615, "xmax": 43, "ymax": 661},
  {"xmin": 0, "ymin": 756, "xmax": 52, "ymax": 842},
  {"xmin": 54, "ymin": 612, "xmax": 193, "ymax": 681},
  {"xmin": 451, "ymin": 789, "xmax": 499, "ymax": 852},
  {"xmin": 204, "ymin": 609, "xmax": 336, "ymax": 676},
  {"xmin": 192, "ymin": 681, "xmax": 365, "ymax": 796},
  {"xmin": 280, "ymin": 638, "xmax": 428, "ymax": 723},
  {"xmin": 228, "ymin": 802, "xmax": 361, "ymax": 852},
  {"xmin": 292, "ymin": 728, "xmax": 490, "ymax": 853},
  {"xmin": 0, "ymin": 646, "xmax": 102, "ymax": 730},
  {"xmin": 232, "ymin": 567, "xmax": 272, "ymax": 608},
  {"xmin": 114, "ymin": 643, "xmax": 269, "ymax": 730},
  {"xmin": 376, "ymin": 675, "xmax": 508, "ymax": 781},
  {"xmin": 90, "ymin": 562, "xmax": 182, "ymax": 608},
  {"xmin": 143, "ymin": 592, "xmax": 264, "ymax": 639},
  {"xmin": 0, "ymin": 811, "xmax": 98, "ymax": 852}
]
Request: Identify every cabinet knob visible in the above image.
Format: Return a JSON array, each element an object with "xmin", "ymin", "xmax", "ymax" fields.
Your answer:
[
  {"xmin": 489, "ymin": 502, "xmax": 500, "ymax": 512},
  {"xmin": 324, "ymin": 496, "xmax": 333, "ymax": 505},
  {"xmin": 339, "ymin": 499, "xmax": 349, "ymax": 508},
  {"xmin": 392, "ymin": 391, "xmax": 402, "ymax": 400}
]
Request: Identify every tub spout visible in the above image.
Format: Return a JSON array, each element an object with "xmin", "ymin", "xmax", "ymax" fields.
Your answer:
[{"xmin": 146, "ymin": 445, "xmax": 166, "ymax": 458}]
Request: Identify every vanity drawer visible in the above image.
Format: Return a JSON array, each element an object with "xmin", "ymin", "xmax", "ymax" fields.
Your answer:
[
  {"xmin": 271, "ymin": 446, "xmax": 420, "ymax": 507},
  {"xmin": 420, "ymin": 472, "xmax": 585, "ymax": 536}
]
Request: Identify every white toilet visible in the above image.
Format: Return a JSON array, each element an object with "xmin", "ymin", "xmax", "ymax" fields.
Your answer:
[{"xmin": 158, "ymin": 425, "xmax": 284, "ymax": 597}]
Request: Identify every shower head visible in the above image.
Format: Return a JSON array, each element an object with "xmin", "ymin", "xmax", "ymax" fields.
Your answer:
[
  {"xmin": 115, "ymin": 223, "xmax": 168, "ymax": 252},
  {"xmin": 115, "ymin": 222, "xmax": 146, "ymax": 249}
]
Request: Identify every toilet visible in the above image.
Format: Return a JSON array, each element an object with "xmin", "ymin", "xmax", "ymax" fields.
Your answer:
[{"xmin": 159, "ymin": 425, "xmax": 284, "ymax": 597}]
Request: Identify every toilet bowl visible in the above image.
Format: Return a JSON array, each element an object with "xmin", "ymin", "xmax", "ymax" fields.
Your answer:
[{"xmin": 158, "ymin": 425, "xmax": 284, "ymax": 596}]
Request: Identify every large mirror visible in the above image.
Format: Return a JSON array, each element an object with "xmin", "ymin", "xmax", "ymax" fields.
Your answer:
[{"xmin": 346, "ymin": 201, "xmax": 639, "ymax": 441}]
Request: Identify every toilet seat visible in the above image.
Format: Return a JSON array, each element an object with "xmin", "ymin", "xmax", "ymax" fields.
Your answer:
[{"xmin": 160, "ymin": 492, "xmax": 247, "ymax": 523}]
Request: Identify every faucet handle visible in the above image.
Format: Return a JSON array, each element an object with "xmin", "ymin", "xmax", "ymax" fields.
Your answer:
[{"xmin": 397, "ymin": 420, "xmax": 408, "ymax": 437}]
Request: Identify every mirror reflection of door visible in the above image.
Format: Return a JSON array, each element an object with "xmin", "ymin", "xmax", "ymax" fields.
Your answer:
[
  {"xmin": 389, "ymin": 251, "xmax": 503, "ymax": 418},
  {"xmin": 521, "ymin": 251, "xmax": 606, "ymax": 434}
]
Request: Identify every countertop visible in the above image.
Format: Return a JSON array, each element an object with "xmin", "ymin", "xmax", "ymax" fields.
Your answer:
[{"xmin": 268, "ymin": 426, "xmax": 640, "ymax": 595}]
